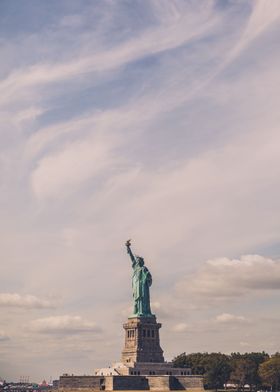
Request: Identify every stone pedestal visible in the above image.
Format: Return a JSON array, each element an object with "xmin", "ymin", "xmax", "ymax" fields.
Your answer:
[{"xmin": 121, "ymin": 316, "xmax": 164, "ymax": 364}]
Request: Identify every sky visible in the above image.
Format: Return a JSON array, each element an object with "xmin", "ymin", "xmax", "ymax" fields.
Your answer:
[{"xmin": 0, "ymin": 0, "xmax": 280, "ymax": 383}]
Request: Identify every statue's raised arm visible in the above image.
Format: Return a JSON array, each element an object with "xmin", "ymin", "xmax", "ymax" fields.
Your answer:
[{"xmin": 125, "ymin": 239, "xmax": 135, "ymax": 265}]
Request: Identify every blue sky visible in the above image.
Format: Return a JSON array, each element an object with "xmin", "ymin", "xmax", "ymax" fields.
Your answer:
[{"xmin": 0, "ymin": 0, "xmax": 280, "ymax": 383}]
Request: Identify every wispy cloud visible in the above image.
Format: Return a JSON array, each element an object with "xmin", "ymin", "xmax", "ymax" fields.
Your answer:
[
  {"xmin": 29, "ymin": 315, "xmax": 101, "ymax": 335},
  {"xmin": 228, "ymin": 0, "xmax": 280, "ymax": 61},
  {"xmin": 0, "ymin": 1, "xmax": 220, "ymax": 108},
  {"xmin": 0, "ymin": 293, "xmax": 55, "ymax": 309},
  {"xmin": 30, "ymin": 133, "xmax": 118, "ymax": 199},
  {"xmin": 0, "ymin": 331, "xmax": 10, "ymax": 342},
  {"xmin": 215, "ymin": 313, "xmax": 249, "ymax": 324},
  {"xmin": 172, "ymin": 323, "xmax": 189, "ymax": 333}
]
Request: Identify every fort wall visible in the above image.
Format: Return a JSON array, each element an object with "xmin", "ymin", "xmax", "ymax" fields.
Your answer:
[{"xmin": 59, "ymin": 374, "xmax": 204, "ymax": 391}]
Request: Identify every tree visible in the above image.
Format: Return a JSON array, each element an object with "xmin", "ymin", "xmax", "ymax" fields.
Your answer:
[
  {"xmin": 173, "ymin": 352, "xmax": 231, "ymax": 390},
  {"xmin": 203, "ymin": 353, "xmax": 231, "ymax": 391},
  {"xmin": 230, "ymin": 352, "xmax": 269, "ymax": 391},
  {"xmin": 173, "ymin": 351, "xmax": 272, "ymax": 391},
  {"xmin": 173, "ymin": 352, "xmax": 207, "ymax": 374},
  {"xmin": 259, "ymin": 355, "xmax": 280, "ymax": 391},
  {"xmin": 230, "ymin": 358, "xmax": 257, "ymax": 391}
]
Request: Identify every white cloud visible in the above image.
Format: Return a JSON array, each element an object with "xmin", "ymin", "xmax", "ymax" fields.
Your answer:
[
  {"xmin": 0, "ymin": 293, "xmax": 55, "ymax": 309},
  {"xmin": 30, "ymin": 134, "xmax": 117, "ymax": 199},
  {"xmin": 0, "ymin": 331, "xmax": 10, "ymax": 342},
  {"xmin": 215, "ymin": 313, "xmax": 248, "ymax": 323},
  {"xmin": 177, "ymin": 255, "xmax": 280, "ymax": 301},
  {"xmin": 172, "ymin": 323, "xmax": 189, "ymax": 333},
  {"xmin": 14, "ymin": 107, "xmax": 45, "ymax": 126},
  {"xmin": 26, "ymin": 103, "xmax": 142, "ymax": 160},
  {"xmin": 240, "ymin": 341, "xmax": 250, "ymax": 348},
  {"xmin": 150, "ymin": 301, "xmax": 171, "ymax": 319},
  {"xmin": 29, "ymin": 315, "xmax": 101, "ymax": 334}
]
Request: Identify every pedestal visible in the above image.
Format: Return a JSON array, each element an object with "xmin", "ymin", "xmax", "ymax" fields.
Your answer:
[{"xmin": 121, "ymin": 316, "xmax": 164, "ymax": 364}]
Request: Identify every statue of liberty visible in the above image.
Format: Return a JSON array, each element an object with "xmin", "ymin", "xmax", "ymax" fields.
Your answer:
[{"xmin": 125, "ymin": 240, "xmax": 153, "ymax": 317}]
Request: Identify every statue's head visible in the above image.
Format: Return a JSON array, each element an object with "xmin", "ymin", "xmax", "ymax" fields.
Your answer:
[{"xmin": 135, "ymin": 256, "xmax": 144, "ymax": 266}]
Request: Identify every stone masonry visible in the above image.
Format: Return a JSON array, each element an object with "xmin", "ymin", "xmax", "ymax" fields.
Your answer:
[
  {"xmin": 121, "ymin": 316, "xmax": 164, "ymax": 364},
  {"xmin": 59, "ymin": 374, "xmax": 204, "ymax": 391}
]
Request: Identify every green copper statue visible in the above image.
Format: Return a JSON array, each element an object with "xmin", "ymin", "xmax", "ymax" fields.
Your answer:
[{"xmin": 125, "ymin": 240, "xmax": 153, "ymax": 317}]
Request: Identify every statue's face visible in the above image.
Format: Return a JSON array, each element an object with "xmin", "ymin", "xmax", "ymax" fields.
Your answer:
[{"xmin": 137, "ymin": 257, "xmax": 144, "ymax": 266}]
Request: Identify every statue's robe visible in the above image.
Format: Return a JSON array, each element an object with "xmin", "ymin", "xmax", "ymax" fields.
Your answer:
[{"xmin": 132, "ymin": 261, "xmax": 152, "ymax": 316}]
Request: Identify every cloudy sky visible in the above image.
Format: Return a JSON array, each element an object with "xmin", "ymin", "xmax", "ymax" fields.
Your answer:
[{"xmin": 1, "ymin": 0, "xmax": 280, "ymax": 383}]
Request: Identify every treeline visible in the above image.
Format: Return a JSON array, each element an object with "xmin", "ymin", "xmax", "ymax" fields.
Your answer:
[{"xmin": 173, "ymin": 352, "xmax": 280, "ymax": 391}]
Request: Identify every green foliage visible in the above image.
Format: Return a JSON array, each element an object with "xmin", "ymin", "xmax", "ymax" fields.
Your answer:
[
  {"xmin": 259, "ymin": 355, "xmax": 280, "ymax": 391},
  {"xmin": 173, "ymin": 352, "xmax": 231, "ymax": 390},
  {"xmin": 230, "ymin": 358, "xmax": 257, "ymax": 390},
  {"xmin": 203, "ymin": 353, "xmax": 232, "ymax": 391},
  {"xmin": 230, "ymin": 352, "xmax": 269, "ymax": 367},
  {"xmin": 173, "ymin": 351, "xmax": 271, "ymax": 391},
  {"xmin": 173, "ymin": 352, "xmax": 207, "ymax": 374},
  {"xmin": 229, "ymin": 352, "xmax": 269, "ymax": 390}
]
